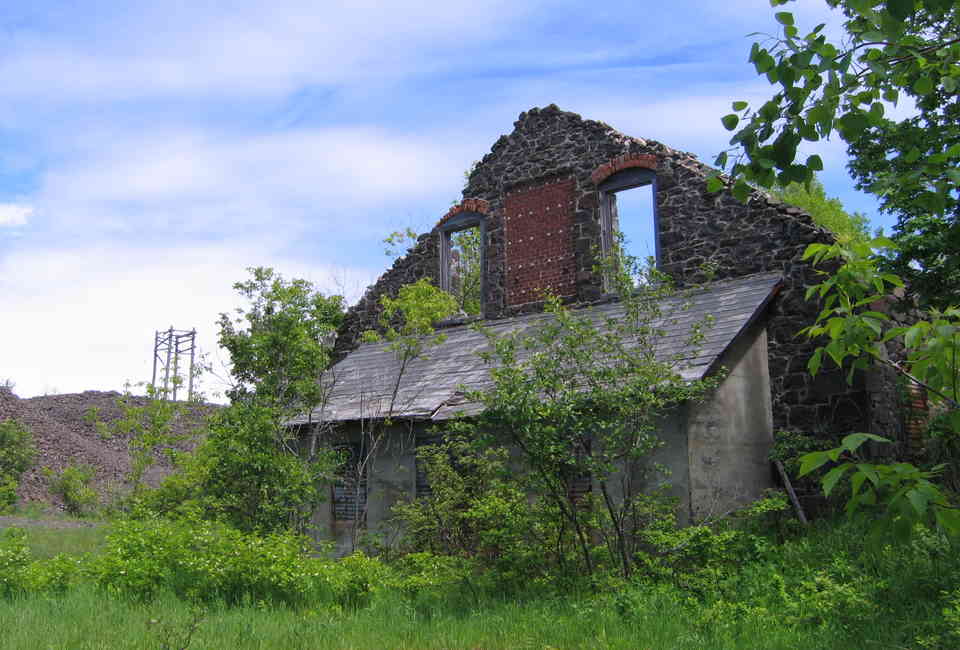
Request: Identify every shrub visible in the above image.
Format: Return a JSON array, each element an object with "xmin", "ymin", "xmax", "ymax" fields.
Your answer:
[
  {"xmin": 90, "ymin": 518, "xmax": 339, "ymax": 607},
  {"xmin": 137, "ymin": 403, "xmax": 329, "ymax": 534},
  {"xmin": 0, "ymin": 528, "xmax": 30, "ymax": 597},
  {"xmin": 0, "ymin": 419, "xmax": 37, "ymax": 512},
  {"xmin": 44, "ymin": 464, "xmax": 98, "ymax": 515}
]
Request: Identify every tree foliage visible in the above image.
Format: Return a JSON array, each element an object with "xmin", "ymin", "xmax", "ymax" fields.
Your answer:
[
  {"xmin": 218, "ymin": 267, "xmax": 344, "ymax": 417},
  {"xmin": 0, "ymin": 419, "xmax": 36, "ymax": 512},
  {"xmin": 444, "ymin": 259, "xmax": 718, "ymax": 578},
  {"xmin": 716, "ymin": 0, "xmax": 959, "ymax": 201},
  {"xmin": 799, "ymin": 238, "xmax": 960, "ymax": 539},
  {"xmin": 772, "ymin": 176, "xmax": 870, "ymax": 242}
]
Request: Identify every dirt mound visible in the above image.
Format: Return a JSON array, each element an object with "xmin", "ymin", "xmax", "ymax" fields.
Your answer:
[{"xmin": 0, "ymin": 388, "xmax": 215, "ymax": 510}]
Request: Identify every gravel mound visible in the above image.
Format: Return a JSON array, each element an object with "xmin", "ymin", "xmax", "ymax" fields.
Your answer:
[{"xmin": 0, "ymin": 388, "xmax": 215, "ymax": 510}]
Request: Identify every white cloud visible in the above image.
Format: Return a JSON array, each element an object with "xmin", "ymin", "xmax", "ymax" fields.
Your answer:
[
  {"xmin": 0, "ymin": 0, "xmax": 533, "ymax": 103},
  {"xmin": 0, "ymin": 241, "xmax": 376, "ymax": 399},
  {"xmin": 30, "ymin": 124, "xmax": 475, "ymax": 241},
  {"xmin": 0, "ymin": 204, "xmax": 32, "ymax": 227}
]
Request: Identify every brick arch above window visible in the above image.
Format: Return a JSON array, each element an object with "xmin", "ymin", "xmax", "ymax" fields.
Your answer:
[
  {"xmin": 590, "ymin": 153, "xmax": 658, "ymax": 186},
  {"xmin": 435, "ymin": 198, "xmax": 490, "ymax": 229}
]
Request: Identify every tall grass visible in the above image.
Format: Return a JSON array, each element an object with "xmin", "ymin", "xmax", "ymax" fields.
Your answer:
[
  {"xmin": 0, "ymin": 584, "xmax": 830, "ymax": 650},
  {"xmin": 1, "ymin": 518, "xmax": 959, "ymax": 649}
]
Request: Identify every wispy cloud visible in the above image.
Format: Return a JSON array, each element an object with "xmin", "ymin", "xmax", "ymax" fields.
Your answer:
[{"xmin": 0, "ymin": 204, "xmax": 32, "ymax": 227}]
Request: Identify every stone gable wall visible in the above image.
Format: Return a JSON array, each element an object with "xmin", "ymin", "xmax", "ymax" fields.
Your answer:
[{"xmin": 333, "ymin": 104, "xmax": 900, "ymax": 438}]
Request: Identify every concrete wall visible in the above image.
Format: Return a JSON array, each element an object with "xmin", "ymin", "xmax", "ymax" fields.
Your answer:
[
  {"xmin": 307, "ymin": 423, "xmax": 418, "ymax": 556},
  {"xmin": 686, "ymin": 324, "xmax": 775, "ymax": 520}
]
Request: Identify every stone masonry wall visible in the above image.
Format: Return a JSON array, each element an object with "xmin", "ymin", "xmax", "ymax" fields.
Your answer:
[{"xmin": 334, "ymin": 104, "xmax": 901, "ymax": 437}]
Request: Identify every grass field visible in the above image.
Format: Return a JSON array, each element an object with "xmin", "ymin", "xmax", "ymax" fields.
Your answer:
[
  {"xmin": 0, "ymin": 584, "xmax": 834, "ymax": 650},
  {"xmin": 0, "ymin": 517, "xmax": 106, "ymax": 559}
]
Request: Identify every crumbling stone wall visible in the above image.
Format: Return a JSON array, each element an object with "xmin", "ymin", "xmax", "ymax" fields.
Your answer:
[
  {"xmin": 334, "ymin": 231, "xmax": 440, "ymax": 358},
  {"xmin": 335, "ymin": 104, "xmax": 901, "ymax": 437}
]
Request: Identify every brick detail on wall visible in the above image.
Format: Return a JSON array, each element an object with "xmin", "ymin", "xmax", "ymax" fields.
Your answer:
[
  {"xmin": 590, "ymin": 153, "xmax": 658, "ymax": 185},
  {"xmin": 504, "ymin": 177, "xmax": 577, "ymax": 306}
]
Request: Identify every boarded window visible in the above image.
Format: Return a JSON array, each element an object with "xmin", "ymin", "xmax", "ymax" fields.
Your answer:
[
  {"xmin": 333, "ymin": 443, "xmax": 367, "ymax": 521},
  {"xmin": 415, "ymin": 434, "xmax": 443, "ymax": 499}
]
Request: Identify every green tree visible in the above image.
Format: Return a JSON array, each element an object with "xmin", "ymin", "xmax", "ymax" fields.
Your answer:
[
  {"xmin": 449, "ymin": 260, "xmax": 717, "ymax": 578},
  {"xmin": 713, "ymin": 0, "xmax": 959, "ymax": 307},
  {"xmin": 218, "ymin": 267, "xmax": 344, "ymax": 418},
  {"xmin": 772, "ymin": 176, "xmax": 870, "ymax": 243},
  {"xmin": 799, "ymin": 238, "xmax": 960, "ymax": 539},
  {"xmin": 143, "ymin": 268, "xmax": 346, "ymax": 533},
  {"xmin": 449, "ymin": 228, "xmax": 482, "ymax": 316},
  {"xmin": 87, "ymin": 383, "xmax": 203, "ymax": 504},
  {"xmin": 715, "ymin": 0, "xmax": 959, "ymax": 203}
]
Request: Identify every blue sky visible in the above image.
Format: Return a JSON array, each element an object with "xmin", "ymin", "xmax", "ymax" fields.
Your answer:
[{"xmin": 0, "ymin": 0, "xmax": 897, "ymax": 399}]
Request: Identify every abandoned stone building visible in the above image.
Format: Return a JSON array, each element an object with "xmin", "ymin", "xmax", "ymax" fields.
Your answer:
[{"xmin": 289, "ymin": 104, "xmax": 902, "ymax": 552}]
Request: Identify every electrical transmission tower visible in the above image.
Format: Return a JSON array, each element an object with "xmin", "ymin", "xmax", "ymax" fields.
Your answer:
[{"xmin": 151, "ymin": 327, "xmax": 197, "ymax": 401}]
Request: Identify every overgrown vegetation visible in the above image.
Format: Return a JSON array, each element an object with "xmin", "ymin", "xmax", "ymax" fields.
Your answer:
[
  {"xmin": 0, "ymin": 419, "xmax": 35, "ymax": 513},
  {"xmin": 43, "ymin": 464, "xmax": 98, "ymax": 516}
]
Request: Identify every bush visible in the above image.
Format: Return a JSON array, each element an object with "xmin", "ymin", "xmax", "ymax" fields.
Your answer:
[
  {"xmin": 136, "ymin": 403, "xmax": 329, "ymax": 534},
  {"xmin": 90, "ymin": 518, "xmax": 343, "ymax": 607},
  {"xmin": 44, "ymin": 464, "xmax": 98, "ymax": 515},
  {"xmin": 0, "ymin": 528, "xmax": 30, "ymax": 597},
  {"xmin": 0, "ymin": 419, "xmax": 37, "ymax": 512}
]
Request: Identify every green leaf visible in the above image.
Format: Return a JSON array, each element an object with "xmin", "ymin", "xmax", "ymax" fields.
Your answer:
[
  {"xmin": 706, "ymin": 176, "xmax": 724, "ymax": 193},
  {"xmin": 775, "ymin": 11, "xmax": 794, "ymax": 25},
  {"xmin": 798, "ymin": 450, "xmax": 831, "ymax": 477},
  {"xmin": 732, "ymin": 101, "xmax": 749, "ymax": 111},
  {"xmin": 722, "ymin": 114, "xmax": 740, "ymax": 131},
  {"xmin": 841, "ymin": 432, "xmax": 890, "ymax": 453},
  {"xmin": 935, "ymin": 507, "xmax": 960, "ymax": 536},
  {"xmin": 806, "ymin": 154, "xmax": 824, "ymax": 171},
  {"xmin": 808, "ymin": 348, "xmax": 823, "ymax": 376},
  {"xmin": 913, "ymin": 76, "xmax": 934, "ymax": 95},
  {"xmin": 857, "ymin": 463, "xmax": 880, "ymax": 488},
  {"xmin": 822, "ymin": 464, "xmax": 850, "ymax": 496},
  {"xmin": 732, "ymin": 179, "xmax": 751, "ymax": 202},
  {"xmin": 885, "ymin": 0, "xmax": 914, "ymax": 22},
  {"xmin": 906, "ymin": 488, "xmax": 929, "ymax": 515}
]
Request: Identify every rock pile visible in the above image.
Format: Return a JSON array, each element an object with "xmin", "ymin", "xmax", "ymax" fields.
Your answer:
[{"xmin": 0, "ymin": 388, "xmax": 214, "ymax": 510}]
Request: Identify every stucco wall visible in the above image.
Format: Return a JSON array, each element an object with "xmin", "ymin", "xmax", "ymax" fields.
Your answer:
[{"xmin": 686, "ymin": 324, "xmax": 775, "ymax": 520}]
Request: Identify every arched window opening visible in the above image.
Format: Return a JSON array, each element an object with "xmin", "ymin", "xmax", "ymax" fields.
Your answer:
[{"xmin": 599, "ymin": 167, "xmax": 658, "ymax": 289}]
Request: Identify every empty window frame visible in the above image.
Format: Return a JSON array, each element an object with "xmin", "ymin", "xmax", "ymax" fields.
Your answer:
[
  {"xmin": 598, "ymin": 167, "xmax": 658, "ymax": 287},
  {"xmin": 332, "ymin": 443, "xmax": 367, "ymax": 521},
  {"xmin": 439, "ymin": 213, "xmax": 485, "ymax": 317}
]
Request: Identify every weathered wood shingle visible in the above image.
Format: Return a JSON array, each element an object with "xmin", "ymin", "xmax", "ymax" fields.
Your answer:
[{"xmin": 287, "ymin": 272, "xmax": 782, "ymax": 425}]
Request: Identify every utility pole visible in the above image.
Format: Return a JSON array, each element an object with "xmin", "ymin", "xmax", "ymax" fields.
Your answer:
[{"xmin": 151, "ymin": 327, "xmax": 197, "ymax": 401}]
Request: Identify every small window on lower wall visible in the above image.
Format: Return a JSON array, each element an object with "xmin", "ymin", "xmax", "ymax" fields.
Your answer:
[{"xmin": 333, "ymin": 443, "xmax": 367, "ymax": 521}]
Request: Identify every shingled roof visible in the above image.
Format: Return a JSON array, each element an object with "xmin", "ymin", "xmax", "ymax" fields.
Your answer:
[{"xmin": 288, "ymin": 272, "xmax": 783, "ymax": 426}]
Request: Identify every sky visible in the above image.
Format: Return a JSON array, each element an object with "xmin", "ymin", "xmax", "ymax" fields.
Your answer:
[{"xmin": 0, "ymin": 0, "xmax": 901, "ymax": 400}]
